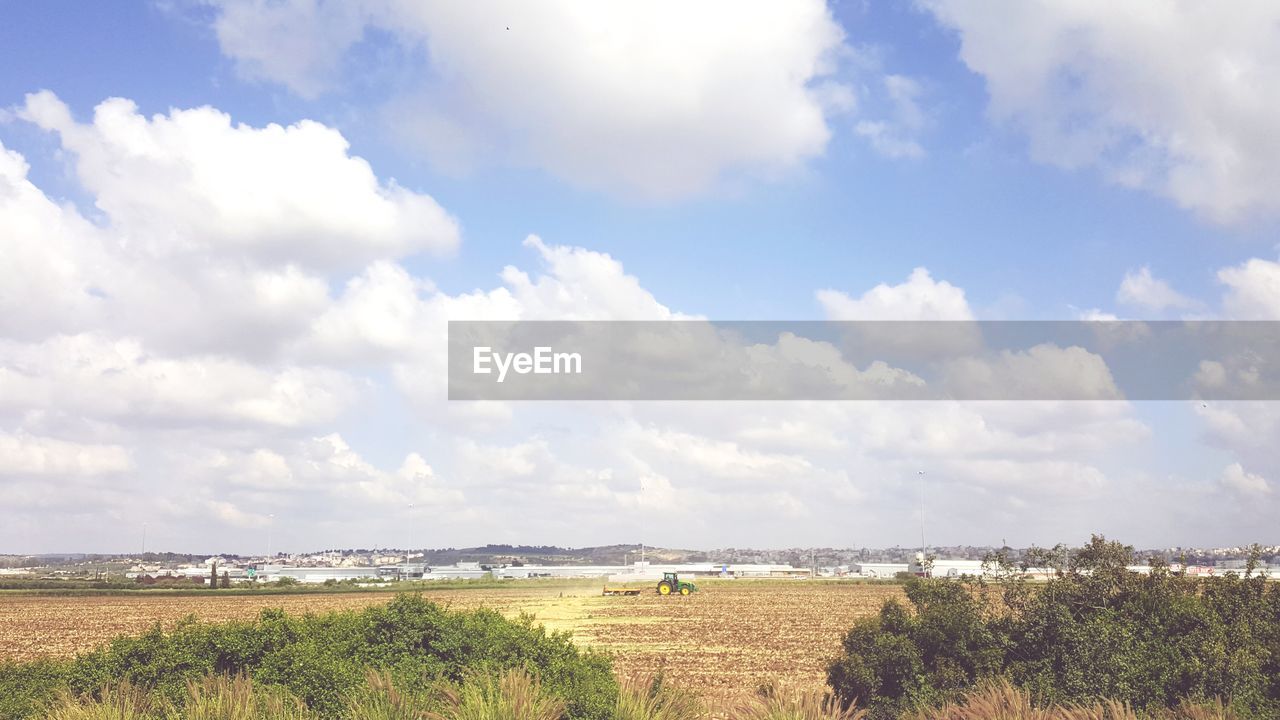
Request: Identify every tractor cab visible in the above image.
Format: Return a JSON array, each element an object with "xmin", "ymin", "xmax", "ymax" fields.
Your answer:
[{"xmin": 656, "ymin": 571, "xmax": 696, "ymax": 596}]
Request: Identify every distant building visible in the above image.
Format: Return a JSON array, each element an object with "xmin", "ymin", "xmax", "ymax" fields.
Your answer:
[{"xmin": 852, "ymin": 562, "xmax": 908, "ymax": 578}]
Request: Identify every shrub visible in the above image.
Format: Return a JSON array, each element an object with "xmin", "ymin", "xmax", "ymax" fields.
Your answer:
[
  {"xmin": 827, "ymin": 537, "xmax": 1280, "ymax": 719},
  {"xmin": 12, "ymin": 594, "xmax": 616, "ymax": 720},
  {"xmin": 0, "ymin": 658, "xmax": 70, "ymax": 719}
]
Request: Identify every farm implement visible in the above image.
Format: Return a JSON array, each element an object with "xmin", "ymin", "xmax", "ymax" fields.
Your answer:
[{"xmin": 602, "ymin": 572, "xmax": 697, "ymax": 597}]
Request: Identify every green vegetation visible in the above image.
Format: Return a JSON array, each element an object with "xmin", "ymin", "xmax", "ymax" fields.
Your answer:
[
  {"xmin": 0, "ymin": 594, "xmax": 615, "ymax": 720},
  {"xmin": 827, "ymin": 536, "xmax": 1280, "ymax": 719},
  {"xmin": 7, "ymin": 538, "xmax": 1277, "ymax": 719}
]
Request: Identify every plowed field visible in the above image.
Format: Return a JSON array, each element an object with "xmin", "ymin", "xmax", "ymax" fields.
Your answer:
[{"xmin": 0, "ymin": 581, "xmax": 902, "ymax": 707}]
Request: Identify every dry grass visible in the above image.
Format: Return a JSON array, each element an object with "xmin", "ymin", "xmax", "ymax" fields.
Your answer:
[
  {"xmin": 735, "ymin": 686, "xmax": 865, "ymax": 720},
  {"xmin": 431, "ymin": 669, "xmax": 566, "ymax": 720},
  {"xmin": 906, "ymin": 682, "xmax": 1241, "ymax": 720},
  {"xmin": 43, "ymin": 683, "xmax": 155, "ymax": 720},
  {"xmin": 615, "ymin": 674, "xmax": 707, "ymax": 720}
]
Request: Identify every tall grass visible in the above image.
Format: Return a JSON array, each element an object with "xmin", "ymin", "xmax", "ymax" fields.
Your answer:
[
  {"xmin": 613, "ymin": 674, "xmax": 705, "ymax": 720},
  {"xmin": 35, "ymin": 671, "xmax": 1247, "ymax": 720},
  {"xmin": 906, "ymin": 682, "xmax": 1241, "ymax": 720},
  {"xmin": 176, "ymin": 675, "xmax": 315, "ymax": 720},
  {"xmin": 432, "ymin": 669, "xmax": 567, "ymax": 720},
  {"xmin": 43, "ymin": 683, "xmax": 155, "ymax": 720},
  {"xmin": 735, "ymin": 685, "xmax": 866, "ymax": 720},
  {"xmin": 345, "ymin": 670, "xmax": 434, "ymax": 720}
]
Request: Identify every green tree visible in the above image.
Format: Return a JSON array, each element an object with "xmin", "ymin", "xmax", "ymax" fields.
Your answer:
[{"xmin": 828, "ymin": 535, "xmax": 1280, "ymax": 719}]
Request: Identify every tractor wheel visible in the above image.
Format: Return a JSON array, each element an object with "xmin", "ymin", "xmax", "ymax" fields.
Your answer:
[
  {"xmin": 679, "ymin": 586, "xmax": 691, "ymax": 595},
  {"xmin": 657, "ymin": 581, "xmax": 672, "ymax": 595}
]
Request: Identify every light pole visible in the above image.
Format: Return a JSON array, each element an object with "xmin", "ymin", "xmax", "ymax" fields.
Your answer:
[
  {"xmin": 266, "ymin": 513, "xmax": 275, "ymax": 562},
  {"xmin": 917, "ymin": 470, "xmax": 927, "ymax": 565},
  {"xmin": 408, "ymin": 503, "xmax": 415, "ymax": 563}
]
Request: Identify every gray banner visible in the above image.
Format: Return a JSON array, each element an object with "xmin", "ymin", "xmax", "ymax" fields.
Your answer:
[{"xmin": 447, "ymin": 321, "xmax": 1280, "ymax": 401}]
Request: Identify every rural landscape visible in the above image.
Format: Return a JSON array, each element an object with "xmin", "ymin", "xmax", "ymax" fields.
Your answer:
[
  {"xmin": 5, "ymin": 1, "xmax": 1280, "ymax": 719},
  {"xmin": 4, "ymin": 538, "xmax": 1280, "ymax": 718},
  {"xmin": 0, "ymin": 579, "xmax": 902, "ymax": 707}
]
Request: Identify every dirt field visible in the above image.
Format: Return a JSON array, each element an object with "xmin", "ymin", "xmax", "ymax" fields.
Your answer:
[{"xmin": 0, "ymin": 581, "xmax": 902, "ymax": 706}]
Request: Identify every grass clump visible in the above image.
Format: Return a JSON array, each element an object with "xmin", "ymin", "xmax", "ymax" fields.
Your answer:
[{"xmin": 614, "ymin": 674, "xmax": 705, "ymax": 720}]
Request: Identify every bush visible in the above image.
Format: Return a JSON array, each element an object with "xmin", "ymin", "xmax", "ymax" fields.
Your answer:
[
  {"xmin": 8, "ymin": 594, "xmax": 616, "ymax": 720},
  {"xmin": 0, "ymin": 658, "xmax": 70, "ymax": 719},
  {"xmin": 827, "ymin": 537, "xmax": 1280, "ymax": 719}
]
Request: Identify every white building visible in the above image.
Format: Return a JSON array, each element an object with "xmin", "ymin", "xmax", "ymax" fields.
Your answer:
[{"xmin": 852, "ymin": 562, "xmax": 909, "ymax": 578}]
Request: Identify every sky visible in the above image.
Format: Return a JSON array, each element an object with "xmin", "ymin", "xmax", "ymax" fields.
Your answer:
[{"xmin": 1, "ymin": 1, "xmax": 1279, "ymax": 555}]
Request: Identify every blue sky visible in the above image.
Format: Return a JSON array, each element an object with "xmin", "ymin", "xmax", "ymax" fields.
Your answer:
[{"xmin": 2, "ymin": 1, "xmax": 1278, "ymax": 554}]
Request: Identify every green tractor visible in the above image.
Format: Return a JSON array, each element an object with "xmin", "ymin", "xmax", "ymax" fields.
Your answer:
[{"xmin": 656, "ymin": 571, "xmax": 696, "ymax": 596}]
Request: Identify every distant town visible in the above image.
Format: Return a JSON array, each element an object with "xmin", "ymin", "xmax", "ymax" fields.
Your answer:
[{"xmin": 3, "ymin": 542, "xmax": 1279, "ymax": 587}]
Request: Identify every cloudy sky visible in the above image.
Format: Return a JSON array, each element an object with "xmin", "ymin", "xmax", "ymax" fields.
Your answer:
[{"xmin": 2, "ymin": 1, "xmax": 1278, "ymax": 555}]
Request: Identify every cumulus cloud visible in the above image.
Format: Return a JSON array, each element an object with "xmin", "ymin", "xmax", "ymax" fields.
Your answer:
[
  {"xmin": 818, "ymin": 267, "xmax": 974, "ymax": 320},
  {"xmin": 942, "ymin": 344, "xmax": 1123, "ymax": 401},
  {"xmin": 0, "ymin": 334, "xmax": 359, "ymax": 428},
  {"xmin": 1218, "ymin": 258, "xmax": 1280, "ymax": 319},
  {"xmin": 19, "ymin": 91, "xmax": 459, "ymax": 270},
  {"xmin": 5, "ymin": 95, "xmax": 1269, "ymax": 548},
  {"xmin": 0, "ymin": 431, "xmax": 132, "ymax": 476},
  {"xmin": 1117, "ymin": 267, "xmax": 1197, "ymax": 313},
  {"xmin": 0, "ymin": 141, "xmax": 114, "ymax": 340},
  {"xmin": 1221, "ymin": 462, "xmax": 1270, "ymax": 497},
  {"xmin": 922, "ymin": 0, "xmax": 1280, "ymax": 223},
  {"xmin": 206, "ymin": 0, "xmax": 854, "ymax": 199}
]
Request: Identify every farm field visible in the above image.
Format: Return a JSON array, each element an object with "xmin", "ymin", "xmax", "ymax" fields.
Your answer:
[{"xmin": 0, "ymin": 580, "xmax": 902, "ymax": 707}]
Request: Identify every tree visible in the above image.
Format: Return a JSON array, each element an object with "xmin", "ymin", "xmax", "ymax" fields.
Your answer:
[{"xmin": 828, "ymin": 535, "xmax": 1280, "ymax": 719}]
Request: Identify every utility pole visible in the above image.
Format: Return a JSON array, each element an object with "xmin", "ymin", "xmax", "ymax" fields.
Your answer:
[
  {"xmin": 266, "ymin": 513, "xmax": 275, "ymax": 562},
  {"xmin": 917, "ymin": 470, "xmax": 927, "ymax": 554}
]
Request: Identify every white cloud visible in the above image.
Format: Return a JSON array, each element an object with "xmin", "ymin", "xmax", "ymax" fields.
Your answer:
[
  {"xmin": 1221, "ymin": 462, "xmax": 1270, "ymax": 497},
  {"xmin": 818, "ymin": 267, "xmax": 973, "ymax": 320},
  {"xmin": 1218, "ymin": 258, "xmax": 1280, "ymax": 319},
  {"xmin": 207, "ymin": 499, "xmax": 271, "ymax": 529},
  {"xmin": 855, "ymin": 75, "xmax": 928, "ymax": 159},
  {"xmin": 0, "ymin": 141, "xmax": 114, "ymax": 340},
  {"xmin": 942, "ymin": 344, "xmax": 1123, "ymax": 401},
  {"xmin": 0, "ymin": 431, "xmax": 132, "ymax": 476},
  {"xmin": 923, "ymin": 0, "xmax": 1280, "ymax": 223},
  {"xmin": 0, "ymin": 334, "xmax": 359, "ymax": 428},
  {"xmin": 855, "ymin": 121, "xmax": 925, "ymax": 160},
  {"xmin": 5, "ymin": 101, "xmax": 1269, "ymax": 548},
  {"xmin": 205, "ymin": 0, "xmax": 853, "ymax": 199},
  {"xmin": 1116, "ymin": 267, "xmax": 1196, "ymax": 313},
  {"xmin": 212, "ymin": 0, "xmax": 373, "ymax": 99},
  {"xmin": 308, "ymin": 434, "xmax": 464, "ymax": 507},
  {"xmin": 20, "ymin": 91, "xmax": 459, "ymax": 270}
]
